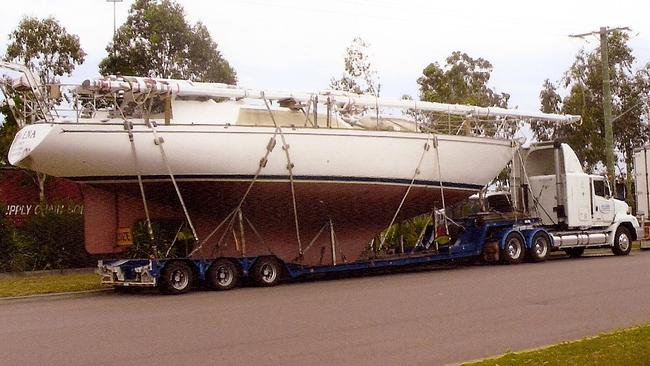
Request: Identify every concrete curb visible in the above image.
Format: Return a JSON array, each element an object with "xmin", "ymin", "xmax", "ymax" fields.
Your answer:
[
  {"xmin": 0, "ymin": 288, "xmax": 113, "ymax": 304},
  {"xmin": 0, "ymin": 267, "xmax": 96, "ymax": 279}
]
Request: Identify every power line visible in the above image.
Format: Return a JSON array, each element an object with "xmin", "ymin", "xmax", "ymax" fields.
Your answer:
[{"xmin": 569, "ymin": 27, "xmax": 631, "ymax": 39}]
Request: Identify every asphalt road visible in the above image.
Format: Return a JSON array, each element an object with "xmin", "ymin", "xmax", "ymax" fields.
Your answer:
[{"xmin": 3, "ymin": 251, "xmax": 650, "ymax": 366}]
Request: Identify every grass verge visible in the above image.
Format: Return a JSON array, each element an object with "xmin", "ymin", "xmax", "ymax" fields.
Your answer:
[
  {"xmin": 462, "ymin": 323, "xmax": 650, "ymax": 366},
  {"xmin": 0, "ymin": 273, "xmax": 107, "ymax": 298}
]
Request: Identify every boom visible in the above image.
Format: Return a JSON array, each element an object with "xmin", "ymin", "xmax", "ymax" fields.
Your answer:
[{"xmin": 79, "ymin": 76, "xmax": 581, "ymax": 124}]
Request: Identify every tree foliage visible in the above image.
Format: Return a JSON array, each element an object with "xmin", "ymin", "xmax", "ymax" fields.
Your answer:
[
  {"xmin": 532, "ymin": 31, "xmax": 650, "ymax": 176},
  {"xmin": 418, "ymin": 51, "xmax": 509, "ymax": 108},
  {"xmin": 415, "ymin": 52, "xmax": 511, "ymax": 137},
  {"xmin": 1, "ymin": 16, "xmax": 84, "ymax": 169},
  {"xmin": 126, "ymin": 220, "xmax": 189, "ymax": 259},
  {"xmin": 3, "ymin": 16, "xmax": 86, "ymax": 85},
  {"xmin": 0, "ymin": 203, "xmax": 90, "ymax": 272},
  {"xmin": 0, "ymin": 103, "xmax": 18, "ymax": 165},
  {"xmin": 100, "ymin": 0, "xmax": 236, "ymax": 83},
  {"xmin": 0, "ymin": 207, "xmax": 16, "ymax": 272},
  {"xmin": 330, "ymin": 37, "xmax": 379, "ymax": 95}
]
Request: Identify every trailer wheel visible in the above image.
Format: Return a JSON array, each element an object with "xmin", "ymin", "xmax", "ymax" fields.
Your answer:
[
  {"xmin": 528, "ymin": 233, "xmax": 550, "ymax": 262},
  {"xmin": 501, "ymin": 233, "xmax": 525, "ymax": 264},
  {"xmin": 612, "ymin": 226, "xmax": 632, "ymax": 256},
  {"xmin": 251, "ymin": 257, "xmax": 283, "ymax": 287},
  {"xmin": 207, "ymin": 259, "xmax": 240, "ymax": 291},
  {"xmin": 159, "ymin": 261, "xmax": 193, "ymax": 295},
  {"xmin": 565, "ymin": 247, "xmax": 585, "ymax": 258}
]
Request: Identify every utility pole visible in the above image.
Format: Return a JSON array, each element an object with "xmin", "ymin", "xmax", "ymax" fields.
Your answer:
[
  {"xmin": 570, "ymin": 26, "xmax": 630, "ymax": 189},
  {"xmin": 106, "ymin": 0, "xmax": 123, "ymax": 38}
]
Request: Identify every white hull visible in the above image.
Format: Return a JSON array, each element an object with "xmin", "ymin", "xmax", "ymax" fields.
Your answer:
[
  {"xmin": 10, "ymin": 121, "xmax": 514, "ymax": 189},
  {"xmin": 10, "ymin": 120, "xmax": 516, "ymax": 264}
]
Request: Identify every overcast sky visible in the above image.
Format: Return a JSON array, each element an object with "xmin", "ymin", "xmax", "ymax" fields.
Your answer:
[{"xmin": 2, "ymin": 0, "xmax": 650, "ymax": 111}]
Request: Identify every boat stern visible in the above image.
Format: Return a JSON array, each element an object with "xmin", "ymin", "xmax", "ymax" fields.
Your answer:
[{"xmin": 8, "ymin": 123, "xmax": 56, "ymax": 171}]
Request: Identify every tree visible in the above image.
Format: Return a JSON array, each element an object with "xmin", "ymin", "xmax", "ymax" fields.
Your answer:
[
  {"xmin": 330, "ymin": 37, "xmax": 379, "ymax": 95},
  {"xmin": 3, "ymin": 16, "xmax": 86, "ymax": 85},
  {"xmin": 0, "ymin": 206, "xmax": 16, "ymax": 272},
  {"xmin": 532, "ymin": 31, "xmax": 650, "ymax": 183},
  {"xmin": 13, "ymin": 205, "xmax": 88, "ymax": 271},
  {"xmin": 100, "ymin": 0, "xmax": 236, "ymax": 83},
  {"xmin": 418, "ymin": 51, "xmax": 509, "ymax": 108},
  {"xmin": 1, "ymin": 16, "xmax": 85, "ymax": 202},
  {"xmin": 0, "ymin": 103, "xmax": 18, "ymax": 165},
  {"xmin": 416, "ymin": 51, "xmax": 511, "ymax": 136}
]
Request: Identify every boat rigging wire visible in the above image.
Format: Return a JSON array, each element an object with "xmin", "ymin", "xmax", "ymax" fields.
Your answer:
[
  {"xmin": 295, "ymin": 221, "xmax": 329, "ymax": 261},
  {"xmin": 434, "ymin": 135, "xmax": 450, "ymax": 237},
  {"xmin": 190, "ymin": 210, "xmax": 236, "ymax": 257},
  {"xmin": 244, "ymin": 215, "xmax": 273, "ymax": 254},
  {"xmin": 190, "ymin": 120, "xmax": 283, "ymax": 257},
  {"xmin": 112, "ymin": 93, "xmax": 155, "ymax": 243},
  {"xmin": 210, "ymin": 211, "xmax": 239, "ymax": 257},
  {"xmin": 377, "ymin": 133, "xmax": 433, "ymax": 252},
  {"xmin": 119, "ymin": 80, "xmax": 200, "ymax": 246},
  {"xmin": 262, "ymin": 92, "xmax": 304, "ymax": 256},
  {"xmin": 164, "ymin": 222, "xmax": 186, "ymax": 257}
]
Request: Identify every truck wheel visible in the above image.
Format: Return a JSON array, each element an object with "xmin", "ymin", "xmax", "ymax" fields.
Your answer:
[
  {"xmin": 528, "ymin": 233, "xmax": 550, "ymax": 262},
  {"xmin": 501, "ymin": 233, "xmax": 525, "ymax": 264},
  {"xmin": 159, "ymin": 261, "xmax": 193, "ymax": 295},
  {"xmin": 207, "ymin": 259, "xmax": 240, "ymax": 291},
  {"xmin": 565, "ymin": 247, "xmax": 584, "ymax": 258},
  {"xmin": 251, "ymin": 257, "xmax": 283, "ymax": 287},
  {"xmin": 612, "ymin": 226, "xmax": 632, "ymax": 256}
]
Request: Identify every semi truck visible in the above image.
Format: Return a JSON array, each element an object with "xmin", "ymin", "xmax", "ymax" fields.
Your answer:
[{"xmin": 98, "ymin": 141, "xmax": 642, "ymax": 294}]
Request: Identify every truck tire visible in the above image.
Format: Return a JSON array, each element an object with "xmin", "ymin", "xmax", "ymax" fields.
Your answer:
[
  {"xmin": 612, "ymin": 226, "xmax": 632, "ymax": 256},
  {"xmin": 207, "ymin": 259, "xmax": 241, "ymax": 291},
  {"xmin": 251, "ymin": 256, "xmax": 283, "ymax": 287},
  {"xmin": 501, "ymin": 232, "xmax": 525, "ymax": 264},
  {"xmin": 528, "ymin": 232, "xmax": 550, "ymax": 262},
  {"xmin": 564, "ymin": 247, "xmax": 585, "ymax": 258},
  {"xmin": 159, "ymin": 261, "xmax": 193, "ymax": 295}
]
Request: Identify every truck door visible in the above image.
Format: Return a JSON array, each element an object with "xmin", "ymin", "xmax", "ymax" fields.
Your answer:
[{"xmin": 591, "ymin": 177, "xmax": 615, "ymax": 226}]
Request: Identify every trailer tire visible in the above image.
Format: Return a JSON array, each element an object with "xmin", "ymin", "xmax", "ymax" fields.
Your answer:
[
  {"xmin": 207, "ymin": 259, "xmax": 241, "ymax": 291},
  {"xmin": 159, "ymin": 261, "xmax": 193, "ymax": 295},
  {"xmin": 501, "ymin": 232, "xmax": 525, "ymax": 264},
  {"xmin": 251, "ymin": 257, "xmax": 283, "ymax": 287},
  {"xmin": 612, "ymin": 226, "xmax": 632, "ymax": 256},
  {"xmin": 528, "ymin": 233, "xmax": 550, "ymax": 262},
  {"xmin": 565, "ymin": 247, "xmax": 584, "ymax": 258}
]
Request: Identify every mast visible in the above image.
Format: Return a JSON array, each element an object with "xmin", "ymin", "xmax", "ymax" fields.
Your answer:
[{"xmin": 79, "ymin": 77, "xmax": 580, "ymax": 124}]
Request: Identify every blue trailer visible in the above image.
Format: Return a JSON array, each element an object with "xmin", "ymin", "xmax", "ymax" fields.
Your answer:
[{"xmin": 98, "ymin": 215, "xmax": 558, "ymax": 294}]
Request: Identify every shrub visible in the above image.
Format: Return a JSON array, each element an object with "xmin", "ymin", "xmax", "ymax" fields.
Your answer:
[
  {"xmin": 13, "ymin": 201, "xmax": 90, "ymax": 270},
  {"xmin": 127, "ymin": 220, "xmax": 190, "ymax": 259},
  {"xmin": 0, "ymin": 206, "xmax": 18, "ymax": 271}
]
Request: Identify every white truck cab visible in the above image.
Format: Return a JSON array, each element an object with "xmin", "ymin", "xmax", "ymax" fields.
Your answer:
[{"xmin": 513, "ymin": 141, "xmax": 641, "ymax": 255}]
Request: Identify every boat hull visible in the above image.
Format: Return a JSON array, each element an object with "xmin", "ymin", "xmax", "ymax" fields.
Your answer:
[
  {"xmin": 10, "ymin": 122, "xmax": 515, "ymax": 265},
  {"xmin": 82, "ymin": 179, "xmax": 472, "ymax": 265}
]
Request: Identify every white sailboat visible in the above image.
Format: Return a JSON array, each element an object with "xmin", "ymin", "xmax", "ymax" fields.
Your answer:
[{"xmin": 3, "ymin": 66, "xmax": 579, "ymax": 265}]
